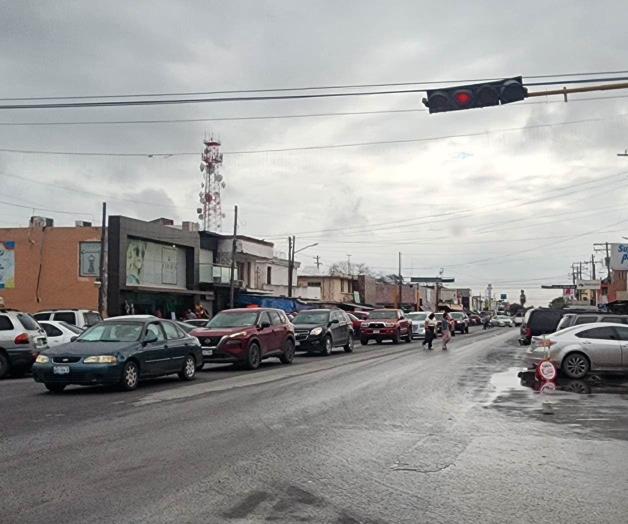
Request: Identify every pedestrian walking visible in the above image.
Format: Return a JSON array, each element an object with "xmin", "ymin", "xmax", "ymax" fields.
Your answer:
[
  {"xmin": 483, "ymin": 315, "xmax": 490, "ymax": 330},
  {"xmin": 441, "ymin": 312, "xmax": 452, "ymax": 351},
  {"xmin": 423, "ymin": 313, "xmax": 437, "ymax": 350}
]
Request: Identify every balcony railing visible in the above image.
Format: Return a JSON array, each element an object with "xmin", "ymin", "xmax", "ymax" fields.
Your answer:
[{"xmin": 200, "ymin": 263, "xmax": 237, "ymax": 284}]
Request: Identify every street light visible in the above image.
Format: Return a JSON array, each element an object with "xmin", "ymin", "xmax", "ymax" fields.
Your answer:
[
  {"xmin": 294, "ymin": 242, "xmax": 318, "ymax": 254},
  {"xmin": 288, "ymin": 242, "xmax": 319, "ymax": 298}
]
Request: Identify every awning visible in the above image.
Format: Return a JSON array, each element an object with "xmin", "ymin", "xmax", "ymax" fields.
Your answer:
[{"xmin": 123, "ymin": 286, "xmax": 208, "ymax": 296}]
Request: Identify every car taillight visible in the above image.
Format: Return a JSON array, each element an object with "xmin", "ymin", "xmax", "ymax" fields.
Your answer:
[
  {"xmin": 526, "ymin": 327, "xmax": 532, "ymax": 338},
  {"xmin": 14, "ymin": 333, "xmax": 30, "ymax": 345}
]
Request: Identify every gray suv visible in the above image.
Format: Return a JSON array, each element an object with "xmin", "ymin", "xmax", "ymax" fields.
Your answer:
[
  {"xmin": 555, "ymin": 312, "xmax": 628, "ymax": 332},
  {"xmin": 0, "ymin": 309, "xmax": 48, "ymax": 378}
]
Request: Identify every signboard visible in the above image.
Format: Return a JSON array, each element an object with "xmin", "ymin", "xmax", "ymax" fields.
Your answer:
[
  {"xmin": 536, "ymin": 360, "xmax": 557, "ymax": 382},
  {"xmin": 0, "ymin": 241, "xmax": 16, "ymax": 289},
  {"xmin": 576, "ymin": 279, "xmax": 601, "ymax": 290},
  {"xmin": 126, "ymin": 239, "xmax": 186, "ymax": 288},
  {"xmin": 500, "ymin": 293, "xmax": 507, "ymax": 300},
  {"xmin": 563, "ymin": 288, "xmax": 575, "ymax": 298},
  {"xmin": 610, "ymin": 243, "xmax": 628, "ymax": 271},
  {"xmin": 79, "ymin": 242, "xmax": 101, "ymax": 277}
]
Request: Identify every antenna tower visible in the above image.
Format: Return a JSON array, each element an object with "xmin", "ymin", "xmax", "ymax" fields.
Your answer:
[{"xmin": 197, "ymin": 137, "xmax": 225, "ymax": 231}]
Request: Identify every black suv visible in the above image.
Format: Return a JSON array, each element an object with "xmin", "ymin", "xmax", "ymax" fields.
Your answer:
[
  {"xmin": 519, "ymin": 308, "xmax": 572, "ymax": 345},
  {"xmin": 292, "ymin": 309, "xmax": 354, "ymax": 355}
]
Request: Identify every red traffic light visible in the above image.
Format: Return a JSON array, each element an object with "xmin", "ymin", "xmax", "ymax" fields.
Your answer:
[{"xmin": 454, "ymin": 90, "xmax": 473, "ymax": 106}]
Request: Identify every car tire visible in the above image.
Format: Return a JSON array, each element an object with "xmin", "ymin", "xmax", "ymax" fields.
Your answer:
[
  {"xmin": 178, "ymin": 354, "xmax": 196, "ymax": 381},
  {"xmin": 322, "ymin": 335, "xmax": 333, "ymax": 356},
  {"xmin": 0, "ymin": 353, "xmax": 9, "ymax": 379},
  {"xmin": 562, "ymin": 352, "xmax": 590, "ymax": 379},
  {"xmin": 392, "ymin": 330, "xmax": 400, "ymax": 344},
  {"xmin": 245, "ymin": 342, "xmax": 261, "ymax": 370},
  {"xmin": 120, "ymin": 360, "xmax": 139, "ymax": 391},
  {"xmin": 360, "ymin": 337, "xmax": 369, "ymax": 346},
  {"xmin": 344, "ymin": 335, "xmax": 354, "ymax": 353},
  {"xmin": 45, "ymin": 383, "xmax": 66, "ymax": 393},
  {"xmin": 280, "ymin": 338, "xmax": 295, "ymax": 364}
]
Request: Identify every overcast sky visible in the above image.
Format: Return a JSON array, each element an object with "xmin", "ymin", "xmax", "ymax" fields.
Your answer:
[{"xmin": 1, "ymin": 1, "xmax": 628, "ymax": 306}]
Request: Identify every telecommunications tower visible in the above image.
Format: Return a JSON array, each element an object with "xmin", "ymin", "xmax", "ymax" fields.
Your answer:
[{"xmin": 197, "ymin": 137, "xmax": 225, "ymax": 231}]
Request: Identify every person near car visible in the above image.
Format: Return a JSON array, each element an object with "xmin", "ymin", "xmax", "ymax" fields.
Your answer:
[
  {"xmin": 483, "ymin": 315, "xmax": 490, "ymax": 330},
  {"xmin": 184, "ymin": 309, "xmax": 197, "ymax": 320},
  {"xmin": 441, "ymin": 313, "xmax": 452, "ymax": 350},
  {"xmin": 423, "ymin": 313, "xmax": 437, "ymax": 350}
]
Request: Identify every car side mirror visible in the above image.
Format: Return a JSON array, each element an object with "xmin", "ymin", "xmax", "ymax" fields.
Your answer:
[
  {"xmin": 259, "ymin": 321, "xmax": 271, "ymax": 329},
  {"xmin": 70, "ymin": 336, "xmax": 78, "ymax": 342},
  {"xmin": 330, "ymin": 319, "xmax": 339, "ymax": 325},
  {"xmin": 143, "ymin": 332, "xmax": 158, "ymax": 345}
]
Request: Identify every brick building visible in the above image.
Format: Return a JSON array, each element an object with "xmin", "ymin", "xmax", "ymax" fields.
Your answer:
[{"xmin": 0, "ymin": 219, "xmax": 101, "ymax": 313}]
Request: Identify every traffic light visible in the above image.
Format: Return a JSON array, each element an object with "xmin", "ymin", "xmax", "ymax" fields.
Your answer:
[{"xmin": 422, "ymin": 76, "xmax": 527, "ymax": 114}]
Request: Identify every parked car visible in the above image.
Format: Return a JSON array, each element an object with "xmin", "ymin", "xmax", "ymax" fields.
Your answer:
[
  {"xmin": 184, "ymin": 318, "xmax": 209, "ymax": 328},
  {"xmin": 347, "ymin": 313, "xmax": 363, "ymax": 338},
  {"xmin": 351, "ymin": 311, "xmax": 369, "ymax": 321},
  {"xmin": 32, "ymin": 316, "xmax": 202, "ymax": 392},
  {"xmin": 468, "ymin": 314, "xmax": 482, "ymax": 326},
  {"xmin": 191, "ymin": 308, "xmax": 295, "ymax": 369},
  {"xmin": 525, "ymin": 322, "xmax": 628, "ymax": 379},
  {"xmin": 38, "ymin": 320, "xmax": 83, "ymax": 347},
  {"xmin": 490, "ymin": 315, "xmax": 515, "ymax": 328},
  {"xmin": 32, "ymin": 309, "xmax": 102, "ymax": 329},
  {"xmin": 555, "ymin": 312, "xmax": 628, "ymax": 332},
  {"xmin": 519, "ymin": 308, "xmax": 569, "ymax": 345},
  {"xmin": 406, "ymin": 311, "xmax": 430, "ymax": 339},
  {"xmin": 293, "ymin": 309, "xmax": 353, "ymax": 355},
  {"xmin": 0, "ymin": 309, "xmax": 48, "ymax": 378},
  {"xmin": 360, "ymin": 309, "xmax": 412, "ymax": 345},
  {"xmin": 450, "ymin": 312, "xmax": 470, "ymax": 333}
]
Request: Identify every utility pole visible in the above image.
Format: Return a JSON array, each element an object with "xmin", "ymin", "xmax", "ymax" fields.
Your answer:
[
  {"xmin": 347, "ymin": 254, "xmax": 352, "ymax": 277},
  {"xmin": 98, "ymin": 202, "xmax": 107, "ymax": 317},
  {"xmin": 594, "ymin": 242, "xmax": 612, "ymax": 281},
  {"xmin": 398, "ymin": 252, "xmax": 402, "ymax": 309},
  {"xmin": 314, "ymin": 255, "xmax": 321, "ymax": 271},
  {"xmin": 591, "ymin": 253, "xmax": 596, "ymax": 280},
  {"xmin": 229, "ymin": 205, "xmax": 238, "ymax": 308},
  {"xmin": 288, "ymin": 236, "xmax": 296, "ymax": 297}
]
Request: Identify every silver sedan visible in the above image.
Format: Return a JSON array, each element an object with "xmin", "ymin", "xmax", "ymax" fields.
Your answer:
[{"xmin": 525, "ymin": 322, "xmax": 628, "ymax": 378}]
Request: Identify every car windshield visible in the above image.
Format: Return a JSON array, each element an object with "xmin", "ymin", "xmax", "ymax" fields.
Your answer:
[
  {"xmin": 368, "ymin": 311, "xmax": 397, "ymax": 320},
  {"xmin": 207, "ymin": 311, "xmax": 259, "ymax": 328},
  {"xmin": 293, "ymin": 311, "xmax": 330, "ymax": 324},
  {"xmin": 77, "ymin": 322, "xmax": 143, "ymax": 342},
  {"xmin": 451, "ymin": 313, "xmax": 464, "ymax": 319},
  {"xmin": 407, "ymin": 313, "xmax": 428, "ymax": 321}
]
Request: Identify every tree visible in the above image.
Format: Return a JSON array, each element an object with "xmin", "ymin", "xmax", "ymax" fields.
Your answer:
[
  {"xmin": 328, "ymin": 261, "xmax": 373, "ymax": 277},
  {"xmin": 549, "ymin": 296, "xmax": 566, "ymax": 309}
]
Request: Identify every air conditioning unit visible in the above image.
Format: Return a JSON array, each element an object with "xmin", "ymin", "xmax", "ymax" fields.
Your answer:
[
  {"xmin": 74, "ymin": 220, "xmax": 93, "ymax": 227},
  {"xmin": 235, "ymin": 280, "xmax": 245, "ymax": 288},
  {"xmin": 29, "ymin": 216, "xmax": 54, "ymax": 228}
]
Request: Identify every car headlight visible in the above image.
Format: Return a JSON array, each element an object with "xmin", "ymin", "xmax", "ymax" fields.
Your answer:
[
  {"xmin": 384, "ymin": 322, "xmax": 396, "ymax": 327},
  {"xmin": 35, "ymin": 354, "xmax": 49, "ymax": 364},
  {"xmin": 228, "ymin": 331, "xmax": 247, "ymax": 339},
  {"xmin": 310, "ymin": 327, "xmax": 323, "ymax": 336},
  {"xmin": 83, "ymin": 355, "xmax": 118, "ymax": 364}
]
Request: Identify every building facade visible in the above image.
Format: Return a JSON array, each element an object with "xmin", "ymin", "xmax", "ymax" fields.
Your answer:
[
  {"xmin": 296, "ymin": 274, "xmax": 356, "ymax": 302},
  {"xmin": 0, "ymin": 220, "xmax": 101, "ymax": 313}
]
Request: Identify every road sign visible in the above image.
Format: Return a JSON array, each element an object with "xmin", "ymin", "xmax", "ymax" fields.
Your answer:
[{"xmin": 536, "ymin": 360, "xmax": 557, "ymax": 382}]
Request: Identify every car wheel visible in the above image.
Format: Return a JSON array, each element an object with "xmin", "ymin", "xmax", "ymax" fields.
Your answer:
[
  {"xmin": 245, "ymin": 342, "xmax": 261, "ymax": 370},
  {"xmin": 322, "ymin": 335, "xmax": 333, "ymax": 356},
  {"xmin": 562, "ymin": 352, "xmax": 590, "ymax": 379},
  {"xmin": 280, "ymin": 338, "xmax": 295, "ymax": 364},
  {"xmin": 344, "ymin": 335, "xmax": 354, "ymax": 353},
  {"xmin": 404, "ymin": 329, "xmax": 412, "ymax": 343},
  {"xmin": 0, "ymin": 353, "xmax": 8, "ymax": 379},
  {"xmin": 360, "ymin": 337, "xmax": 369, "ymax": 346},
  {"xmin": 45, "ymin": 383, "xmax": 66, "ymax": 393},
  {"xmin": 392, "ymin": 330, "xmax": 400, "ymax": 344},
  {"xmin": 178, "ymin": 354, "xmax": 196, "ymax": 381},
  {"xmin": 120, "ymin": 360, "xmax": 139, "ymax": 391}
]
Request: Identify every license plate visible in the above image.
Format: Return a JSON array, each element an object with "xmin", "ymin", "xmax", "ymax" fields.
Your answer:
[
  {"xmin": 53, "ymin": 366, "xmax": 70, "ymax": 374},
  {"xmin": 373, "ymin": 330, "xmax": 380, "ymax": 334},
  {"xmin": 202, "ymin": 349, "xmax": 213, "ymax": 356}
]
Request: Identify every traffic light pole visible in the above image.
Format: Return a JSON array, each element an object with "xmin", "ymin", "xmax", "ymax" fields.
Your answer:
[{"xmin": 526, "ymin": 81, "xmax": 628, "ymax": 100}]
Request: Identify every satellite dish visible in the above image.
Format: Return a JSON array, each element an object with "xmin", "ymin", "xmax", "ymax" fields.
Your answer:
[
  {"xmin": 221, "ymin": 182, "xmax": 226, "ymax": 188},
  {"xmin": 198, "ymin": 214, "xmax": 204, "ymax": 220},
  {"xmin": 196, "ymin": 208, "xmax": 203, "ymax": 214},
  {"xmin": 215, "ymin": 174, "xmax": 223, "ymax": 182},
  {"xmin": 199, "ymin": 163, "xmax": 205, "ymax": 172}
]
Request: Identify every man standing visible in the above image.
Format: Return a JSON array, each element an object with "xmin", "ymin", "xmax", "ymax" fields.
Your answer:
[{"xmin": 423, "ymin": 313, "xmax": 437, "ymax": 351}]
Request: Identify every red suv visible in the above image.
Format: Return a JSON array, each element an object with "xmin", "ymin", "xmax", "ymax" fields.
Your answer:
[
  {"xmin": 192, "ymin": 308, "xmax": 296, "ymax": 369},
  {"xmin": 360, "ymin": 309, "xmax": 412, "ymax": 345}
]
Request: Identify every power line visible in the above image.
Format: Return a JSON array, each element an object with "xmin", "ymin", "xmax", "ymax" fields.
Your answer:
[
  {"xmin": 3, "ymin": 76, "xmax": 628, "ymax": 111},
  {"xmin": 2, "ymin": 93, "xmax": 628, "ymax": 128},
  {"xmin": 2, "ymin": 69, "xmax": 628, "ymax": 101},
  {"xmin": 0, "ymin": 197, "xmax": 94, "ymax": 217},
  {"xmin": 1, "ymin": 112, "xmax": 625, "ymax": 158}
]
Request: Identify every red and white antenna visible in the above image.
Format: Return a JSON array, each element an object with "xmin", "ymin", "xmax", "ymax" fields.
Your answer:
[{"xmin": 197, "ymin": 137, "xmax": 225, "ymax": 231}]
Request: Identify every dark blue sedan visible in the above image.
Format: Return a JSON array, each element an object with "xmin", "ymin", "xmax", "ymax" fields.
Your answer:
[{"xmin": 32, "ymin": 315, "xmax": 203, "ymax": 393}]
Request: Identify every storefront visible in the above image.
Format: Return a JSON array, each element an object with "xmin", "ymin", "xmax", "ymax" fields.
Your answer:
[{"xmin": 107, "ymin": 216, "xmax": 203, "ymax": 319}]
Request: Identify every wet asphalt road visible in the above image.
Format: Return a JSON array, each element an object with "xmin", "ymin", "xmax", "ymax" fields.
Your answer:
[{"xmin": 2, "ymin": 327, "xmax": 628, "ymax": 523}]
